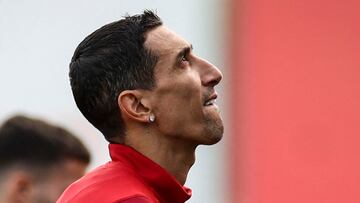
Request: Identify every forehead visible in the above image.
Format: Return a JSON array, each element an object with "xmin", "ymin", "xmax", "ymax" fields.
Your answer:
[{"xmin": 144, "ymin": 26, "xmax": 191, "ymax": 56}]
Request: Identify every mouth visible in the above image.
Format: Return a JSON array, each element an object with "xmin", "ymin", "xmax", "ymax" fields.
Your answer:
[{"xmin": 204, "ymin": 93, "xmax": 218, "ymax": 106}]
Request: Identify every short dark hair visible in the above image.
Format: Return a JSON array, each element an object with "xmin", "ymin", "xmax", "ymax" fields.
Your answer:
[
  {"xmin": 0, "ymin": 115, "xmax": 91, "ymax": 172},
  {"xmin": 69, "ymin": 10, "xmax": 163, "ymax": 142}
]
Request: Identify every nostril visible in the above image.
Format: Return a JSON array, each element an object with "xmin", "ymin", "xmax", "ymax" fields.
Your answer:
[
  {"xmin": 202, "ymin": 67, "xmax": 222, "ymax": 87},
  {"xmin": 205, "ymin": 78, "xmax": 220, "ymax": 87}
]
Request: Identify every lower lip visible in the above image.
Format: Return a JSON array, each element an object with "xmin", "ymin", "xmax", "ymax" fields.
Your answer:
[{"xmin": 204, "ymin": 104, "xmax": 218, "ymax": 109}]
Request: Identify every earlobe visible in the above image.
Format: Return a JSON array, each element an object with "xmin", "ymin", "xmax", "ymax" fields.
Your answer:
[{"xmin": 118, "ymin": 90, "xmax": 152, "ymax": 123}]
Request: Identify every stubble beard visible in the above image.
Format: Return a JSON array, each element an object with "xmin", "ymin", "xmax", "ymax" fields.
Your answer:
[{"xmin": 203, "ymin": 111, "xmax": 224, "ymax": 145}]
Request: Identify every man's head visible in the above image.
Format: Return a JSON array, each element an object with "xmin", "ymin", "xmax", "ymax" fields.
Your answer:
[
  {"xmin": 70, "ymin": 10, "xmax": 223, "ymax": 145},
  {"xmin": 70, "ymin": 11, "xmax": 162, "ymax": 142},
  {"xmin": 0, "ymin": 115, "xmax": 90, "ymax": 203}
]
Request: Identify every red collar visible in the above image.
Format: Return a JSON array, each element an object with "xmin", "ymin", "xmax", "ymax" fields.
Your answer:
[{"xmin": 109, "ymin": 144, "xmax": 192, "ymax": 202}]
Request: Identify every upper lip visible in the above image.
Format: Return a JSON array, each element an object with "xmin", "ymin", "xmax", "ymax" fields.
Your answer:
[{"xmin": 204, "ymin": 92, "xmax": 218, "ymax": 105}]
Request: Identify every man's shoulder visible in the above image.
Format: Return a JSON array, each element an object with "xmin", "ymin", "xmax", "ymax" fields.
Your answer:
[
  {"xmin": 57, "ymin": 162, "xmax": 157, "ymax": 203},
  {"xmin": 58, "ymin": 194, "xmax": 155, "ymax": 203},
  {"xmin": 115, "ymin": 195, "xmax": 154, "ymax": 203}
]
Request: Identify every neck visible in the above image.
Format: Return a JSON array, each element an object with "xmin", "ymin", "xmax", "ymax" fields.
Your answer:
[{"xmin": 125, "ymin": 127, "xmax": 197, "ymax": 185}]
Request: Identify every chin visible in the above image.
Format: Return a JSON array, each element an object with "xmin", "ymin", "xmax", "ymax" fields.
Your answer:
[
  {"xmin": 201, "ymin": 123, "xmax": 224, "ymax": 145},
  {"xmin": 202, "ymin": 136, "xmax": 223, "ymax": 145},
  {"xmin": 199, "ymin": 109, "xmax": 224, "ymax": 145}
]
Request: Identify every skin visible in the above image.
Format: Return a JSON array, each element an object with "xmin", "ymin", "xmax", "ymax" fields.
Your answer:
[
  {"xmin": 119, "ymin": 25, "xmax": 223, "ymax": 184},
  {"xmin": 0, "ymin": 159, "xmax": 87, "ymax": 203}
]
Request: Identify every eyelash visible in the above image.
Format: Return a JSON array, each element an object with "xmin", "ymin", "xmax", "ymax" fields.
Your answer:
[
  {"xmin": 180, "ymin": 54, "xmax": 190, "ymax": 64},
  {"xmin": 181, "ymin": 56, "xmax": 187, "ymax": 61}
]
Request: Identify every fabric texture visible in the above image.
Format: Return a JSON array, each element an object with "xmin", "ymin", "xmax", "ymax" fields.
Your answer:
[{"xmin": 57, "ymin": 144, "xmax": 192, "ymax": 203}]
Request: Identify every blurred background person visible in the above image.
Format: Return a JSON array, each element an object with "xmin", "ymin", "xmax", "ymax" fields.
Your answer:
[{"xmin": 0, "ymin": 114, "xmax": 91, "ymax": 203}]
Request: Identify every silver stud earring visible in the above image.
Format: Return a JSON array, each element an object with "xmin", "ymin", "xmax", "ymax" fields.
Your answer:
[{"xmin": 149, "ymin": 114, "xmax": 155, "ymax": 123}]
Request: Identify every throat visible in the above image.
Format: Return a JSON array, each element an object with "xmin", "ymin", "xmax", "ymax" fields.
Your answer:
[
  {"xmin": 164, "ymin": 149, "xmax": 196, "ymax": 185},
  {"xmin": 125, "ymin": 128, "xmax": 197, "ymax": 185}
]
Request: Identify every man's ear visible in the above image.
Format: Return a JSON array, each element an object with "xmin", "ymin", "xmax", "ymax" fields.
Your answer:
[
  {"xmin": 6, "ymin": 171, "xmax": 33, "ymax": 203},
  {"xmin": 118, "ymin": 90, "xmax": 151, "ymax": 123}
]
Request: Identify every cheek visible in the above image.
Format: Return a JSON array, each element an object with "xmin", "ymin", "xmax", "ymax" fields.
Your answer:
[
  {"xmin": 156, "ymin": 95, "xmax": 199, "ymax": 126},
  {"xmin": 154, "ymin": 86, "xmax": 204, "ymax": 132},
  {"xmin": 155, "ymin": 77, "xmax": 201, "ymax": 109}
]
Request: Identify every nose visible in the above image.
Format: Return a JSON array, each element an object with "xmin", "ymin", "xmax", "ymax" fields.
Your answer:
[{"xmin": 198, "ymin": 58, "xmax": 223, "ymax": 87}]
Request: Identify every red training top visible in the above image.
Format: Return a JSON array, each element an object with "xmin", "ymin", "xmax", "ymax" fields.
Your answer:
[{"xmin": 57, "ymin": 144, "xmax": 192, "ymax": 203}]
